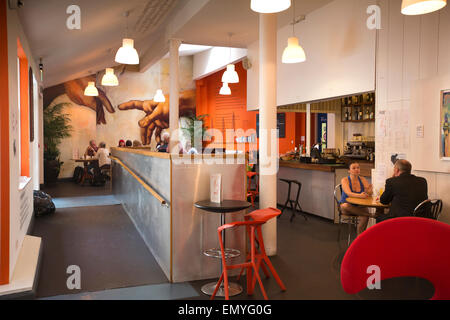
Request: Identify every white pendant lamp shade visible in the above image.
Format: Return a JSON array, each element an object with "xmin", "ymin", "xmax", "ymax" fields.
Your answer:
[
  {"xmin": 251, "ymin": 0, "xmax": 291, "ymax": 13},
  {"xmin": 101, "ymin": 68, "xmax": 119, "ymax": 86},
  {"xmin": 222, "ymin": 64, "xmax": 239, "ymax": 84},
  {"xmin": 401, "ymin": 0, "xmax": 447, "ymax": 15},
  {"xmin": 219, "ymin": 83, "xmax": 231, "ymax": 95},
  {"xmin": 115, "ymin": 38, "xmax": 139, "ymax": 65},
  {"xmin": 154, "ymin": 89, "xmax": 166, "ymax": 103},
  {"xmin": 282, "ymin": 37, "xmax": 306, "ymax": 64},
  {"xmin": 84, "ymin": 82, "xmax": 99, "ymax": 96}
]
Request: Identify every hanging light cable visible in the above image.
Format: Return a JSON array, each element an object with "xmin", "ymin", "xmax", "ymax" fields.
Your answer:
[
  {"xmin": 222, "ymin": 33, "xmax": 239, "ymax": 84},
  {"xmin": 115, "ymin": 11, "xmax": 140, "ymax": 65},
  {"xmin": 251, "ymin": 0, "xmax": 291, "ymax": 13},
  {"xmin": 154, "ymin": 62, "xmax": 166, "ymax": 103},
  {"xmin": 401, "ymin": 0, "xmax": 447, "ymax": 15},
  {"xmin": 282, "ymin": 1, "xmax": 306, "ymax": 64}
]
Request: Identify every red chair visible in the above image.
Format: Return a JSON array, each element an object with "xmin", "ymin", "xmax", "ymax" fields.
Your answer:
[
  {"xmin": 246, "ymin": 172, "xmax": 259, "ymax": 207},
  {"xmin": 211, "ymin": 208, "xmax": 286, "ymax": 300},
  {"xmin": 341, "ymin": 217, "xmax": 450, "ymax": 300}
]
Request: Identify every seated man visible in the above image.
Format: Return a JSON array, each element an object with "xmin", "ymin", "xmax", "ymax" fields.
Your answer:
[
  {"xmin": 157, "ymin": 132, "xmax": 170, "ymax": 153},
  {"xmin": 85, "ymin": 140, "xmax": 98, "ymax": 157},
  {"xmin": 91, "ymin": 142, "xmax": 111, "ymax": 181},
  {"xmin": 377, "ymin": 159, "xmax": 428, "ymax": 223}
]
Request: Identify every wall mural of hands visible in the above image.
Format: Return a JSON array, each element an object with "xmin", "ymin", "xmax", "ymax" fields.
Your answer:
[
  {"xmin": 44, "ymin": 75, "xmax": 114, "ymax": 125},
  {"xmin": 118, "ymin": 90, "xmax": 196, "ymax": 145}
]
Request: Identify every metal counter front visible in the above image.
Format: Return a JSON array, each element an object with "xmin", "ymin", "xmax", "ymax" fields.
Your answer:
[{"xmin": 111, "ymin": 148, "xmax": 246, "ymax": 283}]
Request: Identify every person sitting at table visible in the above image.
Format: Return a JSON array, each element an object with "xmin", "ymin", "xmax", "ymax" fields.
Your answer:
[
  {"xmin": 377, "ymin": 159, "xmax": 428, "ymax": 223},
  {"xmin": 90, "ymin": 142, "xmax": 111, "ymax": 180},
  {"xmin": 125, "ymin": 140, "xmax": 132, "ymax": 147},
  {"xmin": 339, "ymin": 162, "xmax": 374, "ymax": 235},
  {"xmin": 157, "ymin": 132, "xmax": 170, "ymax": 153},
  {"xmin": 133, "ymin": 140, "xmax": 142, "ymax": 147},
  {"xmin": 118, "ymin": 139, "xmax": 126, "ymax": 147},
  {"xmin": 84, "ymin": 140, "xmax": 98, "ymax": 157}
]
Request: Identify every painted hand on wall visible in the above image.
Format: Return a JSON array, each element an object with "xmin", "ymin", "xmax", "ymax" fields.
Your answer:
[
  {"xmin": 118, "ymin": 90, "xmax": 195, "ymax": 145},
  {"xmin": 44, "ymin": 76, "xmax": 115, "ymax": 125}
]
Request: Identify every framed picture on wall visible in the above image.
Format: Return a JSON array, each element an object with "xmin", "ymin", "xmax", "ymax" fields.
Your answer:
[{"xmin": 440, "ymin": 89, "xmax": 450, "ymax": 160}]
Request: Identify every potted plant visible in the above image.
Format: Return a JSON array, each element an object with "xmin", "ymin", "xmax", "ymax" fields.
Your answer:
[
  {"xmin": 180, "ymin": 113, "xmax": 210, "ymax": 151},
  {"xmin": 43, "ymin": 102, "xmax": 72, "ymax": 185}
]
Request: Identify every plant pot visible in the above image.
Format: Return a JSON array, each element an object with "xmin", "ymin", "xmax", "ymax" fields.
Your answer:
[{"xmin": 44, "ymin": 159, "xmax": 60, "ymax": 186}]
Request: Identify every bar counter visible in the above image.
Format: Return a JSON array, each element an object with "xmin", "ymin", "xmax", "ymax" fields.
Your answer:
[
  {"xmin": 111, "ymin": 147, "xmax": 246, "ymax": 283},
  {"xmin": 277, "ymin": 160, "xmax": 348, "ymax": 221}
]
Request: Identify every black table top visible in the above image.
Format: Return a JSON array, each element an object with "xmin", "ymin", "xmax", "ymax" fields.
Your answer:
[{"xmin": 194, "ymin": 200, "xmax": 251, "ymax": 213}]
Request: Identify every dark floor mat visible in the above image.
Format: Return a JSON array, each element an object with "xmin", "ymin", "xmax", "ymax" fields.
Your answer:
[{"xmin": 32, "ymin": 205, "xmax": 168, "ymax": 298}]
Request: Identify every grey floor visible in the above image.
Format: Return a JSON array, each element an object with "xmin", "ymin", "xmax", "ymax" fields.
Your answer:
[{"xmin": 31, "ymin": 181, "xmax": 434, "ymax": 300}]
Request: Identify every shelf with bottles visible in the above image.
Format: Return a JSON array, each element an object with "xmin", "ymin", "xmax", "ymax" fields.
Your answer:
[{"xmin": 341, "ymin": 92, "xmax": 375, "ymax": 122}]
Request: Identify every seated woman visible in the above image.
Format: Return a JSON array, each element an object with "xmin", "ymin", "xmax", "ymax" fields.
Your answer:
[
  {"xmin": 340, "ymin": 162, "xmax": 374, "ymax": 235},
  {"xmin": 118, "ymin": 139, "xmax": 126, "ymax": 148}
]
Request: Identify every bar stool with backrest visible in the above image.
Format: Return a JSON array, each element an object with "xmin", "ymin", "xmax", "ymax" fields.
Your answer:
[
  {"xmin": 279, "ymin": 179, "xmax": 307, "ymax": 222},
  {"xmin": 246, "ymin": 172, "xmax": 259, "ymax": 208},
  {"xmin": 413, "ymin": 199, "xmax": 443, "ymax": 220},
  {"xmin": 334, "ymin": 184, "xmax": 359, "ymax": 246},
  {"xmin": 211, "ymin": 208, "xmax": 286, "ymax": 300}
]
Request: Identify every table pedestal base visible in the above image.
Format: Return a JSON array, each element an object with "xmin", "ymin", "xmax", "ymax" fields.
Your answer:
[{"xmin": 201, "ymin": 281, "xmax": 243, "ymax": 297}]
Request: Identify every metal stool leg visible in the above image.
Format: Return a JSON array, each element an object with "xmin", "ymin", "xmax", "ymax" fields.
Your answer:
[{"xmin": 279, "ymin": 181, "xmax": 292, "ymax": 218}]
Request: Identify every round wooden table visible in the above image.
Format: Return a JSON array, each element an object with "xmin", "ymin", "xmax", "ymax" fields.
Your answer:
[
  {"xmin": 346, "ymin": 196, "xmax": 390, "ymax": 216},
  {"xmin": 195, "ymin": 200, "xmax": 251, "ymax": 297}
]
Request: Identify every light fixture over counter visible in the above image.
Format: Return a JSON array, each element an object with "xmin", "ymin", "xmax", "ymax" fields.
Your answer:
[
  {"xmin": 101, "ymin": 68, "xmax": 119, "ymax": 86},
  {"xmin": 251, "ymin": 0, "xmax": 291, "ymax": 13},
  {"xmin": 219, "ymin": 82, "xmax": 231, "ymax": 95},
  {"xmin": 401, "ymin": 0, "xmax": 447, "ymax": 15},
  {"xmin": 282, "ymin": 3, "xmax": 306, "ymax": 64},
  {"xmin": 115, "ymin": 38, "xmax": 139, "ymax": 65},
  {"xmin": 84, "ymin": 82, "xmax": 99, "ymax": 96}
]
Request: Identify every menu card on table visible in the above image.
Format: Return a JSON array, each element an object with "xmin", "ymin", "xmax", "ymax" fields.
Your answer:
[{"xmin": 210, "ymin": 174, "xmax": 222, "ymax": 203}]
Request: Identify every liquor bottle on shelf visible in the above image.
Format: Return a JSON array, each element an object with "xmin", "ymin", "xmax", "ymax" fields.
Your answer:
[
  {"xmin": 358, "ymin": 108, "xmax": 363, "ymax": 121},
  {"xmin": 344, "ymin": 109, "xmax": 349, "ymax": 121},
  {"xmin": 369, "ymin": 109, "xmax": 374, "ymax": 120},
  {"xmin": 365, "ymin": 108, "xmax": 370, "ymax": 120}
]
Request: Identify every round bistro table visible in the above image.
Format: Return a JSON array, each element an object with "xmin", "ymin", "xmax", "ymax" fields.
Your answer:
[{"xmin": 194, "ymin": 200, "xmax": 251, "ymax": 297}]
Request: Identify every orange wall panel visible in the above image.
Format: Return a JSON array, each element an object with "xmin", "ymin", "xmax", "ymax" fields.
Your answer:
[
  {"xmin": 17, "ymin": 39, "xmax": 30, "ymax": 177},
  {"xmin": 195, "ymin": 62, "xmax": 298, "ymax": 154},
  {"xmin": 0, "ymin": 0, "xmax": 10, "ymax": 285}
]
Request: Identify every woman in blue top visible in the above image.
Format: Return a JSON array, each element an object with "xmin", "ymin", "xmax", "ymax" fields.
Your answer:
[{"xmin": 340, "ymin": 162, "xmax": 374, "ymax": 235}]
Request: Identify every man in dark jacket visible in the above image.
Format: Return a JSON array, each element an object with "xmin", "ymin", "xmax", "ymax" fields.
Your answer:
[{"xmin": 377, "ymin": 160, "xmax": 428, "ymax": 223}]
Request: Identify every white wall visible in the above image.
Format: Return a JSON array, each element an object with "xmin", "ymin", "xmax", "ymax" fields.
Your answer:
[
  {"xmin": 193, "ymin": 47, "xmax": 247, "ymax": 80},
  {"xmin": 375, "ymin": 0, "xmax": 450, "ymax": 223},
  {"xmin": 7, "ymin": 5, "xmax": 43, "ymax": 279},
  {"xmin": 247, "ymin": 0, "xmax": 377, "ymax": 110}
]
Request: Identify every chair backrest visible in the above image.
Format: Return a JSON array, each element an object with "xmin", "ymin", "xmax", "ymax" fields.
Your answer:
[
  {"xmin": 334, "ymin": 184, "xmax": 342, "ymax": 209},
  {"xmin": 413, "ymin": 199, "xmax": 443, "ymax": 220},
  {"xmin": 340, "ymin": 217, "xmax": 450, "ymax": 300}
]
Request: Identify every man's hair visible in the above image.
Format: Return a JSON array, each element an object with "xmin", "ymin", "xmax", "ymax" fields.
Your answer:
[
  {"xmin": 99, "ymin": 142, "xmax": 106, "ymax": 148},
  {"xmin": 395, "ymin": 159, "xmax": 412, "ymax": 174}
]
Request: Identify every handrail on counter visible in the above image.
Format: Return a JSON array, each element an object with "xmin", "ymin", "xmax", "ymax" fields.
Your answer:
[{"xmin": 110, "ymin": 156, "xmax": 169, "ymax": 208}]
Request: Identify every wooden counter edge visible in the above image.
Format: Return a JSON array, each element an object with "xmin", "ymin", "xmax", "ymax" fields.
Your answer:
[{"xmin": 279, "ymin": 160, "xmax": 347, "ymax": 172}]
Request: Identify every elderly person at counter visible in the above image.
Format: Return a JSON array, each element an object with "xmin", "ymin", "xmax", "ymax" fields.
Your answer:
[{"xmin": 339, "ymin": 162, "xmax": 374, "ymax": 235}]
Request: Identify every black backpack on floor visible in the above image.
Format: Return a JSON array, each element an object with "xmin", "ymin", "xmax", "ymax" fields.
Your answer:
[
  {"xmin": 33, "ymin": 190, "xmax": 56, "ymax": 217},
  {"xmin": 73, "ymin": 166, "xmax": 83, "ymax": 183}
]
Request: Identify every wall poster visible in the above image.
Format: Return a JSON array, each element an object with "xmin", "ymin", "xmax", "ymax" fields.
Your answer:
[{"xmin": 441, "ymin": 90, "xmax": 450, "ymax": 160}]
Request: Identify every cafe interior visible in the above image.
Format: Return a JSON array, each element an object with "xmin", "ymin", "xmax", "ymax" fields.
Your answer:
[{"xmin": 1, "ymin": 0, "xmax": 450, "ymax": 300}]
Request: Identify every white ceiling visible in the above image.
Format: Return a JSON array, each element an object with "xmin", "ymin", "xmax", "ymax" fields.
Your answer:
[{"xmin": 17, "ymin": 0, "xmax": 332, "ymax": 88}]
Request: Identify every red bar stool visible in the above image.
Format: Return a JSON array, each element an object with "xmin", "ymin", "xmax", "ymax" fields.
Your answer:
[
  {"xmin": 211, "ymin": 207, "xmax": 286, "ymax": 300},
  {"xmin": 246, "ymin": 172, "xmax": 259, "ymax": 207}
]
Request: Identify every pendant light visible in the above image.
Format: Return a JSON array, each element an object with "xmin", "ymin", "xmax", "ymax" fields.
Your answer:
[
  {"xmin": 282, "ymin": 2, "xmax": 306, "ymax": 64},
  {"xmin": 84, "ymin": 82, "xmax": 99, "ymax": 96},
  {"xmin": 101, "ymin": 68, "xmax": 119, "ymax": 86},
  {"xmin": 221, "ymin": 33, "xmax": 239, "ymax": 84},
  {"xmin": 251, "ymin": 0, "xmax": 291, "ymax": 13},
  {"xmin": 153, "ymin": 63, "xmax": 166, "ymax": 103},
  {"xmin": 401, "ymin": 0, "xmax": 447, "ymax": 15},
  {"xmin": 219, "ymin": 82, "xmax": 231, "ymax": 95},
  {"xmin": 115, "ymin": 12, "xmax": 140, "ymax": 65}
]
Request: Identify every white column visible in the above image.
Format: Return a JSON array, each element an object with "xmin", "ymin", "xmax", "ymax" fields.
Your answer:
[
  {"xmin": 306, "ymin": 103, "xmax": 311, "ymax": 156},
  {"xmin": 169, "ymin": 39, "xmax": 182, "ymax": 153},
  {"xmin": 259, "ymin": 13, "xmax": 278, "ymax": 256}
]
